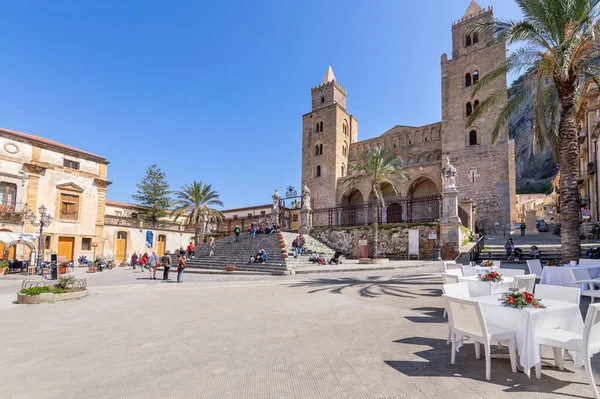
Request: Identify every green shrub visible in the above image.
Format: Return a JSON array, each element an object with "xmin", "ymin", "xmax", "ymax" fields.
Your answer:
[
  {"xmin": 0, "ymin": 261, "xmax": 7, "ymax": 268},
  {"xmin": 20, "ymin": 286, "xmax": 51, "ymax": 296},
  {"xmin": 56, "ymin": 275, "xmax": 76, "ymax": 290}
]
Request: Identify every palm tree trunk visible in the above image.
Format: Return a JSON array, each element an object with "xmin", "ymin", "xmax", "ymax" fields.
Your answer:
[
  {"xmin": 371, "ymin": 201, "xmax": 379, "ymax": 258},
  {"xmin": 194, "ymin": 225, "xmax": 200, "ymax": 246},
  {"xmin": 557, "ymin": 81, "xmax": 581, "ymax": 262}
]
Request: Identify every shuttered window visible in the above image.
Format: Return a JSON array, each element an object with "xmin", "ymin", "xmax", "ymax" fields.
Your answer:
[{"xmin": 60, "ymin": 194, "xmax": 80, "ymax": 220}]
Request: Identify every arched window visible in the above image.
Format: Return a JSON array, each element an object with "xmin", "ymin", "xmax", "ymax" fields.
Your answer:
[
  {"xmin": 319, "ymin": 144, "xmax": 323, "ymax": 155},
  {"xmin": 315, "ymin": 122, "xmax": 320, "ymax": 133},
  {"xmin": 473, "ymin": 32, "xmax": 479, "ymax": 44},
  {"xmin": 465, "ymin": 73, "xmax": 472, "ymax": 87},
  {"xmin": 474, "ymin": 100, "xmax": 480, "ymax": 109},
  {"xmin": 466, "ymin": 102, "xmax": 473, "ymax": 117},
  {"xmin": 343, "ymin": 123, "xmax": 348, "ymax": 135},
  {"xmin": 320, "ymin": 96, "xmax": 325, "ymax": 103},
  {"xmin": 319, "ymin": 121, "xmax": 323, "ymax": 132},
  {"xmin": 315, "ymin": 165, "xmax": 321, "ymax": 177},
  {"xmin": 473, "ymin": 70, "xmax": 479, "ymax": 84},
  {"xmin": 341, "ymin": 164, "xmax": 345, "ymax": 177},
  {"xmin": 466, "ymin": 35, "xmax": 472, "ymax": 46},
  {"xmin": 342, "ymin": 142, "xmax": 348, "ymax": 156},
  {"xmin": 315, "ymin": 145, "xmax": 320, "ymax": 156},
  {"xmin": 469, "ymin": 130, "xmax": 478, "ymax": 145}
]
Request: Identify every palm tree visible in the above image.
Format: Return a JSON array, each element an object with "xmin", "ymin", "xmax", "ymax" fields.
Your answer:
[
  {"xmin": 344, "ymin": 147, "xmax": 409, "ymax": 258},
  {"xmin": 171, "ymin": 181, "xmax": 224, "ymax": 245},
  {"xmin": 468, "ymin": 0, "xmax": 600, "ymax": 262}
]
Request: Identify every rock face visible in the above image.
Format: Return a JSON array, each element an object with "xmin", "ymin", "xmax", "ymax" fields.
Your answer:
[{"xmin": 508, "ymin": 82, "xmax": 557, "ymax": 192}]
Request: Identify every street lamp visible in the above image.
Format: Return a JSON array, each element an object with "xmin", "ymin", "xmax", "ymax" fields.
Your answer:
[{"xmin": 28, "ymin": 205, "xmax": 54, "ymax": 275}]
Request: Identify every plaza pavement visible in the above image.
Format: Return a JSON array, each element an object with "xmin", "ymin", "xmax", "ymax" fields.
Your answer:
[{"xmin": 1, "ymin": 266, "xmax": 599, "ymax": 398}]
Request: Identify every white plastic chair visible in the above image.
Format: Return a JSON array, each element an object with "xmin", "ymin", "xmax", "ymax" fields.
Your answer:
[
  {"xmin": 535, "ymin": 304, "xmax": 600, "ymax": 397},
  {"xmin": 579, "ymin": 259, "xmax": 600, "ymax": 266},
  {"xmin": 444, "ymin": 261, "xmax": 463, "ymax": 276},
  {"xmin": 570, "ymin": 268, "xmax": 600, "ymax": 303},
  {"xmin": 499, "ymin": 269, "xmax": 525, "ymax": 278},
  {"xmin": 534, "ymin": 284, "xmax": 580, "ymax": 306},
  {"xmin": 442, "ymin": 282, "xmax": 471, "ymax": 344},
  {"xmin": 495, "ymin": 261, "xmax": 502, "ymax": 270},
  {"xmin": 462, "ymin": 265, "xmax": 479, "ymax": 277},
  {"xmin": 444, "ymin": 295, "xmax": 517, "ymax": 380},
  {"xmin": 512, "ymin": 274, "xmax": 536, "ymax": 293},
  {"xmin": 442, "ymin": 273, "xmax": 460, "ymax": 285},
  {"xmin": 527, "ymin": 259, "xmax": 543, "ymax": 279}
]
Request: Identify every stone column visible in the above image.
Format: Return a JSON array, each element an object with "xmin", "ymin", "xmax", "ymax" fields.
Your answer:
[{"xmin": 440, "ymin": 158, "xmax": 461, "ymax": 258}]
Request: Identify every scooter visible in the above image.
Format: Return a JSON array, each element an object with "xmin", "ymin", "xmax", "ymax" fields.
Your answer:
[{"xmin": 94, "ymin": 258, "xmax": 113, "ymax": 271}]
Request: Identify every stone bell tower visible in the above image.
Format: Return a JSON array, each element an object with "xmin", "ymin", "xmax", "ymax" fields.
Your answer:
[
  {"xmin": 301, "ymin": 66, "xmax": 358, "ymax": 209},
  {"xmin": 440, "ymin": 1, "xmax": 516, "ymax": 230}
]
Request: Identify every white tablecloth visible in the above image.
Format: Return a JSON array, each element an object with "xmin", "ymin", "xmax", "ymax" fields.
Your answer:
[
  {"xmin": 473, "ymin": 294, "xmax": 584, "ymax": 377},
  {"xmin": 540, "ymin": 265, "xmax": 600, "ymax": 287},
  {"xmin": 459, "ymin": 276, "xmax": 514, "ymax": 297},
  {"xmin": 461, "ymin": 266, "xmax": 498, "ymax": 277}
]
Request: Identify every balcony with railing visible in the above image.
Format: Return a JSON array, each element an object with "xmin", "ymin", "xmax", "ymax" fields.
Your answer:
[
  {"xmin": 0, "ymin": 200, "xmax": 28, "ymax": 222},
  {"xmin": 104, "ymin": 215, "xmax": 195, "ymax": 232}
]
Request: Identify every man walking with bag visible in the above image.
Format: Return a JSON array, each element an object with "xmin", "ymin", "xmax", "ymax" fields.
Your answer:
[
  {"xmin": 161, "ymin": 252, "xmax": 172, "ymax": 280},
  {"xmin": 148, "ymin": 252, "xmax": 159, "ymax": 280}
]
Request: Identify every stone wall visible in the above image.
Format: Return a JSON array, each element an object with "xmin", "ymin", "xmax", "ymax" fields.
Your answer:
[{"xmin": 311, "ymin": 224, "xmax": 440, "ymax": 259}]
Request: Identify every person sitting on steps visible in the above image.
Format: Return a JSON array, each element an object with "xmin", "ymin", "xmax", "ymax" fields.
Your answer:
[{"xmin": 249, "ymin": 249, "xmax": 269, "ymax": 263}]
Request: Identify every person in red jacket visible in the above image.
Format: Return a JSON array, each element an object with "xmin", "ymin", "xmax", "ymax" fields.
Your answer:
[{"xmin": 187, "ymin": 242, "xmax": 195, "ymax": 259}]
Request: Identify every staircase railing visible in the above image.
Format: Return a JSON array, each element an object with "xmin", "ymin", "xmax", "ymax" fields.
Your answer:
[{"xmin": 469, "ymin": 234, "xmax": 485, "ymax": 262}]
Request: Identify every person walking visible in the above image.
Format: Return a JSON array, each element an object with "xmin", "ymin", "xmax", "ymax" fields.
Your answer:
[
  {"xmin": 292, "ymin": 236, "xmax": 301, "ymax": 259},
  {"xmin": 520, "ymin": 223, "xmax": 526, "ymax": 236},
  {"xmin": 187, "ymin": 242, "xmax": 195, "ymax": 260},
  {"xmin": 131, "ymin": 252, "xmax": 138, "ymax": 270},
  {"xmin": 504, "ymin": 238, "xmax": 514, "ymax": 258},
  {"xmin": 148, "ymin": 251, "xmax": 159, "ymax": 279},
  {"xmin": 139, "ymin": 253, "xmax": 148, "ymax": 272},
  {"xmin": 234, "ymin": 225, "xmax": 241, "ymax": 242},
  {"xmin": 250, "ymin": 223, "xmax": 256, "ymax": 238},
  {"xmin": 208, "ymin": 237, "xmax": 216, "ymax": 257},
  {"xmin": 177, "ymin": 254, "xmax": 186, "ymax": 282},
  {"xmin": 161, "ymin": 252, "xmax": 172, "ymax": 280}
]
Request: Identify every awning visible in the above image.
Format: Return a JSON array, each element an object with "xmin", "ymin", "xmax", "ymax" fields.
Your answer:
[{"xmin": 0, "ymin": 232, "xmax": 39, "ymax": 247}]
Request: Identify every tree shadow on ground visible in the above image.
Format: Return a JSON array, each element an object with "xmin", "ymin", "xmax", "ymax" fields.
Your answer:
[
  {"xmin": 386, "ymin": 336, "xmax": 592, "ymax": 398},
  {"xmin": 405, "ymin": 307, "xmax": 445, "ymax": 324},
  {"xmin": 287, "ymin": 274, "xmax": 440, "ymax": 298}
]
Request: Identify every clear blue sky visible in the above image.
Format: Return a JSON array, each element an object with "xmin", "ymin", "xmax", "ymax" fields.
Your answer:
[{"xmin": 0, "ymin": 0, "xmax": 522, "ymax": 209}]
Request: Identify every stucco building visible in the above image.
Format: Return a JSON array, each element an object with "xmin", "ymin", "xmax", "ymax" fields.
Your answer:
[
  {"xmin": 301, "ymin": 1, "xmax": 516, "ymax": 232},
  {"xmin": 0, "ymin": 127, "xmax": 110, "ymax": 262}
]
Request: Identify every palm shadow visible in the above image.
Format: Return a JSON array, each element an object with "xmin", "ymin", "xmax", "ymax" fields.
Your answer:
[
  {"xmin": 386, "ymin": 336, "xmax": 592, "ymax": 397},
  {"xmin": 287, "ymin": 274, "xmax": 440, "ymax": 298}
]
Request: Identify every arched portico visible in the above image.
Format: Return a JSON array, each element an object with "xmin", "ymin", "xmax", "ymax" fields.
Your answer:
[{"xmin": 408, "ymin": 176, "xmax": 441, "ymax": 197}]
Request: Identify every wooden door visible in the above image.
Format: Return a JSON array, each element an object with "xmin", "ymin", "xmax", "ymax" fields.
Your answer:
[
  {"xmin": 157, "ymin": 235, "xmax": 166, "ymax": 256},
  {"xmin": 116, "ymin": 232, "xmax": 127, "ymax": 261},
  {"xmin": 57, "ymin": 237, "xmax": 75, "ymax": 261}
]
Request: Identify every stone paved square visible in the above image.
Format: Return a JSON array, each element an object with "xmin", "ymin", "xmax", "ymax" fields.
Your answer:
[{"xmin": 1, "ymin": 266, "xmax": 599, "ymax": 398}]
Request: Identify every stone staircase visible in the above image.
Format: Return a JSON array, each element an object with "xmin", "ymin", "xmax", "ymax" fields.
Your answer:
[
  {"xmin": 170, "ymin": 233, "xmax": 287, "ymax": 275},
  {"xmin": 280, "ymin": 231, "xmax": 338, "ymax": 269}
]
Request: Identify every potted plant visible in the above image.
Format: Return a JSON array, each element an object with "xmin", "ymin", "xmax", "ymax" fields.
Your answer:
[
  {"xmin": 0, "ymin": 261, "xmax": 7, "ymax": 276},
  {"xmin": 58, "ymin": 263, "xmax": 68, "ymax": 274},
  {"xmin": 224, "ymin": 265, "xmax": 237, "ymax": 272},
  {"xmin": 282, "ymin": 253, "xmax": 288, "ymax": 259},
  {"xmin": 88, "ymin": 265, "xmax": 97, "ymax": 273}
]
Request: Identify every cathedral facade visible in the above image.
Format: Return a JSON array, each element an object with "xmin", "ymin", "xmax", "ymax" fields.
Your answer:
[{"xmin": 301, "ymin": 1, "xmax": 516, "ymax": 231}]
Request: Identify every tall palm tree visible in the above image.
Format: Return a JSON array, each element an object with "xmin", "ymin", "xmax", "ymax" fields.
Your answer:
[
  {"xmin": 468, "ymin": 0, "xmax": 600, "ymax": 262},
  {"xmin": 171, "ymin": 181, "xmax": 224, "ymax": 245},
  {"xmin": 344, "ymin": 147, "xmax": 409, "ymax": 258}
]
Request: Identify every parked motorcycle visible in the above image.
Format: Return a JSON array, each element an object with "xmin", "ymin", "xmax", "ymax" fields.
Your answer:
[{"xmin": 94, "ymin": 257, "xmax": 113, "ymax": 271}]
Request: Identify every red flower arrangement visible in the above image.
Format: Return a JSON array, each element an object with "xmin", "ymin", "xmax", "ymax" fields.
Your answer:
[
  {"xmin": 546, "ymin": 259, "xmax": 561, "ymax": 266},
  {"xmin": 481, "ymin": 259, "xmax": 495, "ymax": 267},
  {"xmin": 501, "ymin": 291, "xmax": 546, "ymax": 309},
  {"xmin": 479, "ymin": 271, "xmax": 503, "ymax": 282}
]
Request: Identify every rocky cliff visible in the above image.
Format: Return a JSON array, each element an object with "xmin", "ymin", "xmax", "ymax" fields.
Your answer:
[{"xmin": 508, "ymin": 79, "xmax": 557, "ymax": 193}]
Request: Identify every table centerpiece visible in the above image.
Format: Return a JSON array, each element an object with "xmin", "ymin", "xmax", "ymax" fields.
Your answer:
[
  {"xmin": 501, "ymin": 290, "xmax": 546, "ymax": 309},
  {"xmin": 479, "ymin": 271, "xmax": 503, "ymax": 282}
]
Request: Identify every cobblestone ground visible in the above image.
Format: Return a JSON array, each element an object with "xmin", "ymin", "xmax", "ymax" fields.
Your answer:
[{"xmin": 1, "ymin": 266, "xmax": 599, "ymax": 398}]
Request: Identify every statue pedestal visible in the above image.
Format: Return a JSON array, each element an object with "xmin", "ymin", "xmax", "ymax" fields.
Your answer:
[
  {"xmin": 525, "ymin": 210, "xmax": 538, "ymax": 235},
  {"xmin": 299, "ymin": 208, "xmax": 312, "ymax": 234},
  {"xmin": 441, "ymin": 188, "xmax": 461, "ymax": 224}
]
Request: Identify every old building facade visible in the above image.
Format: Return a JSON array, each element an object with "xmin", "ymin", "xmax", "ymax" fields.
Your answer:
[
  {"xmin": 0, "ymin": 128, "xmax": 110, "ymax": 262},
  {"xmin": 301, "ymin": 1, "xmax": 516, "ymax": 231}
]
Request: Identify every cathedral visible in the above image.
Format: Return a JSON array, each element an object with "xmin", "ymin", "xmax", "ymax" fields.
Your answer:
[{"xmin": 301, "ymin": 1, "xmax": 517, "ymax": 232}]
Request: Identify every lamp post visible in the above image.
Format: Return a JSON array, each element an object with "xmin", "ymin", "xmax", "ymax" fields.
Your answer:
[{"xmin": 28, "ymin": 205, "xmax": 54, "ymax": 275}]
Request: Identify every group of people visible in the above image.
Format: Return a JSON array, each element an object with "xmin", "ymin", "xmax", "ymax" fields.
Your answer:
[
  {"xmin": 130, "ymin": 251, "xmax": 185, "ymax": 282},
  {"xmin": 248, "ymin": 221, "xmax": 279, "ymax": 237},
  {"xmin": 504, "ymin": 238, "xmax": 540, "ymax": 260},
  {"xmin": 250, "ymin": 249, "xmax": 269, "ymax": 263}
]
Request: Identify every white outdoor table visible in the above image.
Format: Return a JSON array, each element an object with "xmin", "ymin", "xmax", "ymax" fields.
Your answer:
[
  {"xmin": 459, "ymin": 276, "xmax": 514, "ymax": 297},
  {"xmin": 461, "ymin": 265, "xmax": 498, "ymax": 277},
  {"xmin": 540, "ymin": 265, "xmax": 600, "ymax": 287},
  {"xmin": 472, "ymin": 294, "xmax": 584, "ymax": 377}
]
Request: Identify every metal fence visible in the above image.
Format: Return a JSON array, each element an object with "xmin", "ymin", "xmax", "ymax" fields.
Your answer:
[{"xmin": 312, "ymin": 195, "xmax": 441, "ymax": 228}]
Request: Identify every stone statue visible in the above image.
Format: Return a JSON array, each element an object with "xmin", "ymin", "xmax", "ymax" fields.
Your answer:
[
  {"xmin": 301, "ymin": 181, "xmax": 312, "ymax": 210},
  {"xmin": 441, "ymin": 157, "xmax": 457, "ymax": 190},
  {"xmin": 272, "ymin": 189, "xmax": 281, "ymax": 221}
]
